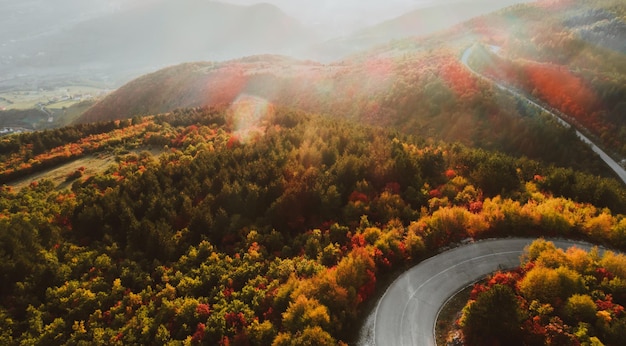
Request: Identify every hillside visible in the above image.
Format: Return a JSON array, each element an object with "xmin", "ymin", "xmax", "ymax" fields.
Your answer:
[
  {"xmin": 1, "ymin": 106, "xmax": 626, "ymax": 344},
  {"xmin": 463, "ymin": 0, "xmax": 626, "ymax": 157},
  {"xmin": 76, "ymin": 0, "xmax": 626, "ymax": 176},
  {"xmin": 2, "ymin": 1, "xmax": 626, "ymax": 344}
]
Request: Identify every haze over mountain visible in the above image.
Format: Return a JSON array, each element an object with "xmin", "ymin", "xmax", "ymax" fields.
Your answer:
[
  {"xmin": 223, "ymin": 0, "xmax": 533, "ymax": 37},
  {"xmin": 310, "ymin": 0, "xmax": 533, "ymax": 61},
  {"xmin": 76, "ymin": 0, "xmax": 626, "ymax": 175},
  {"xmin": 0, "ymin": 0, "xmax": 533, "ymax": 90},
  {"xmin": 0, "ymin": 0, "xmax": 316, "ymax": 90}
]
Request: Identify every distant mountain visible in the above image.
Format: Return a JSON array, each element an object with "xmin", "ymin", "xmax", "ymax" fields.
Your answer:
[
  {"xmin": 308, "ymin": 0, "xmax": 532, "ymax": 61},
  {"xmin": 0, "ymin": 0, "xmax": 118, "ymax": 43},
  {"xmin": 0, "ymin": 0, "xmax": 318, "ymax": 89}
]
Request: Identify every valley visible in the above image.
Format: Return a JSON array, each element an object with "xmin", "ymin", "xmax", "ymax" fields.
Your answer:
[
  {"xmin": 0, "ymin": 86, "xmax": 105, "ymax": 111},
  {"xmin": 0, "ymin": 86, "xmax": 109, "ymax": 134}
]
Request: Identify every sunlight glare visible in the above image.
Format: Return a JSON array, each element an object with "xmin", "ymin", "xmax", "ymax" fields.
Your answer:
[{"xmin": 228, "ymin": 94, "xmax": 275, "ymax": 143}]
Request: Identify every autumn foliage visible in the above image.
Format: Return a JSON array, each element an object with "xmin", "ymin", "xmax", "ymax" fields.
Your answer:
[
  {"xmin": 0, "ymin": 106, "xmax": 625, "ymax": 344},
  {"xmin": 461, "ymin": 240, "xmax": 626, "ymax": 345}
]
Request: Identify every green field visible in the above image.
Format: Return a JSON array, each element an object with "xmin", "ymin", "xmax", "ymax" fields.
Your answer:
[
  {"xmin": 0, "ymin": 85, "xmax": 110, "ymax": 130},
  {"xmin": 0, "ymin": 85, "xmax": 108, "ymax": 111}
]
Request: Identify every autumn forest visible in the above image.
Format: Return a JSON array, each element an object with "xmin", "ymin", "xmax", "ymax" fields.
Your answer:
[
  {"xmin": 0, "ymin": 105, "xmax": 625, "ymax": 344},
  {"xmin": 1, "ymin": 0, "xmax": 626, "ymax": 345}
]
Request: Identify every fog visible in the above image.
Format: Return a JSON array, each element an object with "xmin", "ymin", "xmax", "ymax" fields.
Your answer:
[
  {"xmin": 1, "ymin": 0, "xmax": 525, "ymax": 41},
  {"xmin": 221, "ymin": 0, "xmax": 536, "ymax": 35},
  {"xmin": 0, "ymin": 0, "xmax": 532, "ymax": 90},
  {"xmin": 220, "ymin": 0, "xmax": 438, "ymax": 36}
]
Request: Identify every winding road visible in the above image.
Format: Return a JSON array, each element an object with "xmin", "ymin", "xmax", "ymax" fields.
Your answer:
[
  {"xmin": 356, "ymin": 44, "xmax": 625, "ymax": 346},
  {"xmin": 460, "ymin": 44, "xmax": 626, "ymax": 185},
  {"xmin": 357, "ymin": 238, "xmax": 601, "ymax": 346}
]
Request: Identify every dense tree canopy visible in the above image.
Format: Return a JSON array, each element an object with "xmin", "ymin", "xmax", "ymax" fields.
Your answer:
[
  {"xmin": 0, "ymin": 107, "xmax": 625, "ymax": 344},
  {"xmin": 461, "ymin": 239, "xmax": 626, "ymax": 345}
]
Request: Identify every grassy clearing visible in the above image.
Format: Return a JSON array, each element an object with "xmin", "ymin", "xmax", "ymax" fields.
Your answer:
[
  {"xmin": 6, "ymin": 147, "xmax": 165, "ymax": 191},
  {"xmin": 7, "ymin": 153, "xmax": 118, "ymax": 191}
]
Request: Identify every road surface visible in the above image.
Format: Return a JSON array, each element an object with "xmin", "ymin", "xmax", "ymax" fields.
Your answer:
[
  {"xmin": 460, "ymin": 45, "xmax": 626, "ymax": 185},
  {"xmin": 357, "ymin": 238, "xmax": 600, "ymax": 346}
]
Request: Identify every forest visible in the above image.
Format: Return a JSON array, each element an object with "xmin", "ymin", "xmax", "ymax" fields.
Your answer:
[
  {"xmin": 1, "ymin": 106, "xmax": 625, "ymax": 344},
  {"xmin": 460, "ymin": 239, "xmax": 626, "ymax": 345}
]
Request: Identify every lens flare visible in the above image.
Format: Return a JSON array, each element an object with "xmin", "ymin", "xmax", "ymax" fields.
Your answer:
[{"xmin": 227, "ymin": 94, "xmax": 275, "ymax": 143}]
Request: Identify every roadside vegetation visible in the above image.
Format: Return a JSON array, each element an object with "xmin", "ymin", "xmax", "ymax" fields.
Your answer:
[{"xmin": 459, "ymin": 239, "xmax": 626, "ymax": 345}]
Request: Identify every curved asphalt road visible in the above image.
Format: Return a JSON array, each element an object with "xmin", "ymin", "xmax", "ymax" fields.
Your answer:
[
  {"xmin": 357, "ymin": 238, "xmax": 601, "ymax": 346},
  {"xmin": 460, "ymin": 45, "xmax": 626, "ymax": 185},
  {"xmin": 356, "ymin": 45, "xmax": 625, "ymax": 346}
]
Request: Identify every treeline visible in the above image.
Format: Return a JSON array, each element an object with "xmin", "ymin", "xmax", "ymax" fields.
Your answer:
[
  {"xmin": 461, "ymin": 239, "xmax": 626, "ymax": 345},
  {"xmin": 0, "ymin": 120, "xmax": 130, "ymax": 158},
  {"xmin": 1, "ymin": 107, "xmax": 625, "ymax": 344}
]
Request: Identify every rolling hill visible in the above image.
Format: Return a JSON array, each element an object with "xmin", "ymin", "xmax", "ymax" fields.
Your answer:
[
  {"xmin": 1, "ymin": 105, "xmax": 626, "ymax": 344},
  {"xmin": 77, "ymin": 0, "xmax": 626, "ymax": 176}
]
